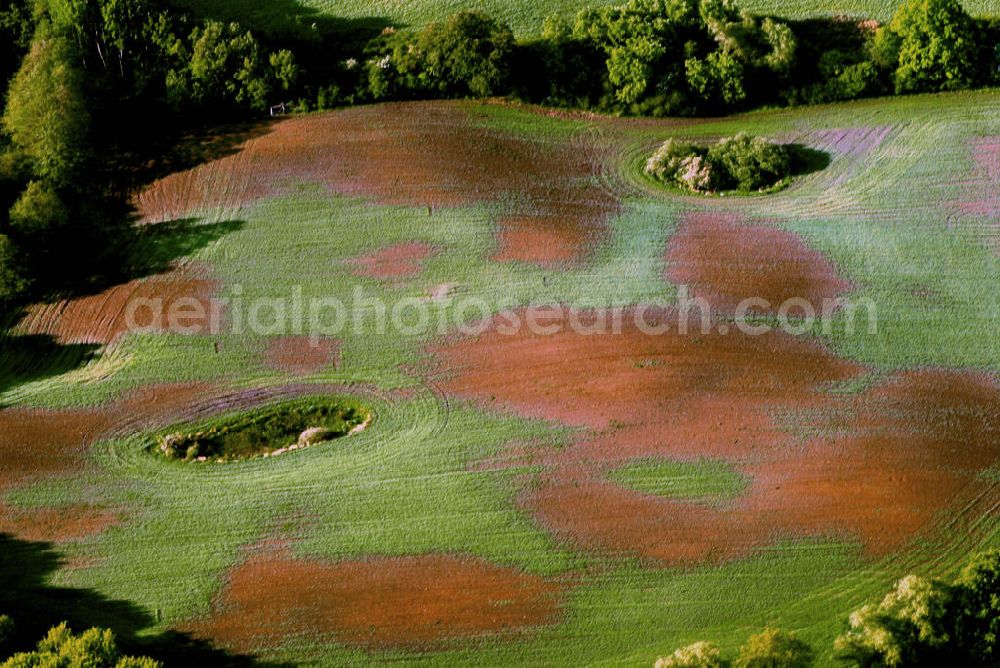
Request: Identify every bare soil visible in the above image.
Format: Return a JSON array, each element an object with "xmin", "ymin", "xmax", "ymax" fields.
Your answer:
[
  {"xmin": 0, "ymin": 504, "xmax": 120, "ymax": 543},
  {"xmin": 0, "ymin": 383, "xmax": 214, "ymax": 495},
  {"xmin": 263, "ymin": 336, "xmax": 339, "ymax": 376},
  {"xmin": 14, "ymin": 265, "xmax": 220, "ymax": 345},
  {"xmin": 348, "ymin": 242, "xmax": 437, "ymax": 280},
  {"xmin": 185, "ymin": 548, "xmax": 563, "ymax": 652},
  {"xmin": 665, "ymin": 212, "xmax": 853, "ymax": 314}
]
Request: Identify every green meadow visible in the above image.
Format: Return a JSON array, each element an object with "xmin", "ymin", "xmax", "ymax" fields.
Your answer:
[{"xmin": 3, "ymin": 89, "xmax": 1000, "ymax": 665}]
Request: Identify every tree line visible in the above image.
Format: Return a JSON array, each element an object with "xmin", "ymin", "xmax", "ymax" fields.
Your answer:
[
  {"xmin": 0, "ymin": 0, "xmax": 998, "ymax": 303},
  {"xmin": 0, "ymin": 0, "xmax": 299, "ymax": 305},
  {"xmin": 305, "ymin": 0, "xmax": 999, "ymax": 115},
  {"xmin": 655, "ymin": 549, "xmax": 1000, "ymax": 667}
]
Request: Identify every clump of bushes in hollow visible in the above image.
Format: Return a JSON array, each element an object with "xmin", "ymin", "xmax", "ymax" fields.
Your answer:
[
  {"xmin": 157, "ymin": 398, "xmax": 370, "ymax": 462},
  {"xmin": 645, "ymin": 134, "xmax": 793, "ymax": 194},
  {"xmin": 653, "ymin": 548, "xmax": 1000, "ymax": 667}
]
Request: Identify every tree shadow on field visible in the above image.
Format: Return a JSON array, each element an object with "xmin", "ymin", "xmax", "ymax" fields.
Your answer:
[
  {"xmin": 0, "ymin": 217, "xmax": 244, "ymax": 399},
  {"xmin": 15, "ymin": 216, "xmax": 246, "ymax": 305},
  {"xmin": 122, "ymin": 121, "xmax": 279, "ymax": 195},
  {"xmin": 0, "ymin": 533, "xmax": 294, "ymax": 666},
  {"xmin": 0, "ymin": 331, "xmax": 100, "ymax": 399},
  {"xmin": 124, "ymin": 217, "xmax": 246, "ymax": 278},
  {"xmin": 789, "ymin": 145, "xmax": 833, "ymax": 177}
]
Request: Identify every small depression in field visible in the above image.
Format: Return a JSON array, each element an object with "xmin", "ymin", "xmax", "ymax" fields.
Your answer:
[
  {"xmin": 186, "ymin": 549, "xmax": 564, "ymax": 652},
  {"xmin": 154, "ymin": 396, "xmax": 371, "ymax": 462}
]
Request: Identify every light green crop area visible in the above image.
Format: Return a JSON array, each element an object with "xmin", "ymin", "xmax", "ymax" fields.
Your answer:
[{"xmin": 609, "ymin": 459, "xmax": 752, "ymax": 504}]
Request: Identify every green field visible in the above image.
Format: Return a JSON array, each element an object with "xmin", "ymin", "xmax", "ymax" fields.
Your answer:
[
  {"xmin": 3, "ymin": 86, "xmax": 1000, "ymax": 666},
  {"xmin": 171, "ymin": 0, "xmax": 1000, "ymax": 36}
]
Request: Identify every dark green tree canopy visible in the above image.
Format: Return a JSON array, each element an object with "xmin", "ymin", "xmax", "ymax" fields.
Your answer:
[
  {"xmin": 954, "ymin": 549, "xmax": 1000, "ymax": 666},
  {"xmin": 368, "ymin": 10, "xmax": 515, "ymax": 100}
]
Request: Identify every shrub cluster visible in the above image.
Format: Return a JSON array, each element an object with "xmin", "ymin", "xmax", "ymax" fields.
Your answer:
[
  {"xmin": 645, "ymin": 134, "xmax": 792, "ymax": 193},
  {"xmin": 654, "ymin": 549, "xmax": 1000, "ymax": 667},
  {"xmin": 656, "ymin": 630, "xmax": 812, "ymax": 668}
]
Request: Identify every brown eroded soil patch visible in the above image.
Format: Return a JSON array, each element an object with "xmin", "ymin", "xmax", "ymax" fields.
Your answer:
[
  {"xmin": 665, "ymin": 212, "xmax": 853, "ymax": 314},
  {"xmin": 263, "ymin": 336, "xmax": 339, "ymax": 376},
  {"xmin": 430, "ymin": 310, "xmax": 1000, "ymax": 565},
  {"xmin": 14, "ymin": 264, "xmax": 220, "ymax": 346},
  {"xmin": 137, "ymin": 102, "xmax": 621, "ymax": 267},
  {"xmin": 956, "ymin": 136, "xmax": 1000, "ymax": 253},
  {"xmin": 493, "ymin": 214, "xmax": 595, "ymax": 267},
  {"xmin": 0, "ymin": 382, "xmax": 214, "ymax": 495},
  {"xmin": 186, "ymin": 548, "xmax": 563, "ymax": 652},
  {"xmin": 958, "ymin": 136, "xmax": 1000, "ymax": 218},
  {"xmin": 348, "ymin": 241, "xmax": 437, "ymax": 280},
  {"xmin": 0, "ymin": 504, "xmax": 120, "ymax": 543},
  {"xmin": 432, "ymin": 307, "xmax": 862, "ymax": 430}
]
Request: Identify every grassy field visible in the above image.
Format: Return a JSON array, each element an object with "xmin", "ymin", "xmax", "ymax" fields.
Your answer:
[
  {"xmin": 1, "ymin": 88, "xmax": 999, "ymax": 666},
  {"xmin": 171, "ymin": 0, "xmax": 1000, "ymax": 36}
]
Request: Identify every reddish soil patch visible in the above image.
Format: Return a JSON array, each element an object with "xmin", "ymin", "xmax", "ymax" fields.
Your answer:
[
  {"xmin": 432, "ymin": 307, "xmax": 861, "ymax": 430},
  {"xmin": 0, "ymin": 504, "xmax": 120, "ymax": 543},
  {"xmin": 187, "ymin": 549, "xmax": 563, "ymax": 652},
  {"xmin": 0, "ymin": 408, "xmax": 117, "ymax": 495},
  {"xmin": 430, "ymin": 309, "xmax": 1000, "ymax": 565},
  {"xmin": 665, "ymin": 212, "xmax": 853, "ymax": 315},
  {"xmin": 263, "ymin": 336, "xmax": 339, "ymax": 376},
  {"xmin": 959, "ymin": 136, "xmax": 1000, "ymax": 217},
  {"xmin": 348, "ymin": 241, "xmax": 436, "ymax": 280},
  {"xmin": 0, "ymin": 383, "xmax": 214, "ymax": 495},
  {"xmin": 137, "ymin": 102, "xmax": 621, "ymax": 267},
  {"xmin": 956, "ymin": 136, "xmax": 1000, "ymax": 252},
  {"xmin": 15, "ymin": 265, "xmax": 220, "ymax": 345},
  {"xmin": 493, "ymin": 214, "xmax": 594, "ymax": 267}
]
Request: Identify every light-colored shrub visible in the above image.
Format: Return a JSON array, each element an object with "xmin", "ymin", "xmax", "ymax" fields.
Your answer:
[{"xmin": 655, "ymin": 641, "xmax": 727, "ymax": 668}]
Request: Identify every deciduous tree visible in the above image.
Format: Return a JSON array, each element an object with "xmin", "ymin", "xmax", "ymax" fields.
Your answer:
[
  {"xmin": 2, "ymin": 24, "xmax": 89, "ymax": 186},
  {"xmin": 736, "ymin": 628, "xmax": 814, "ymax": 668},
  {"xmin": 883, "ymin": 0, "xmax": 978, "ymax": 93}
]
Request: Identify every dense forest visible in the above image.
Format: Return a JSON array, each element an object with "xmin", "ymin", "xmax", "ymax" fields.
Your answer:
[{"xmin": 0, "ymin": 0, "xmax": 998, "ymax": 305}]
